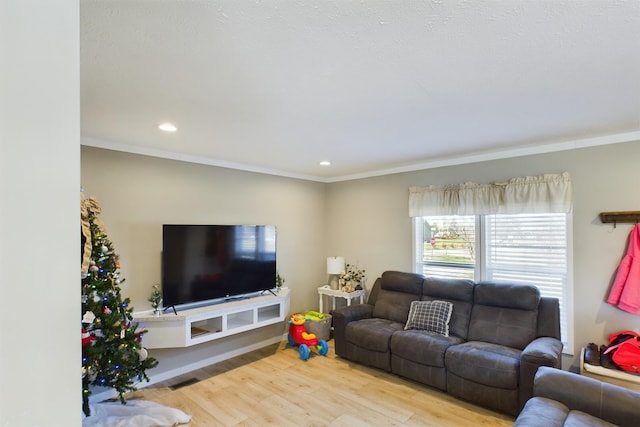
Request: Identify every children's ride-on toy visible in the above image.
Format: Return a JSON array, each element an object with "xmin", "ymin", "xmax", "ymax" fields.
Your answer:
[{"xmin": 287, "ymin": 313, "xmax": 329, "ymax": 360}]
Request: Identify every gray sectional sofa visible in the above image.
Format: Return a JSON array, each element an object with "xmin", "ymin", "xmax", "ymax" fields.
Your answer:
[
  {"xmin": 333, "ymin": 271, "xmax": 563, "ymax": 416},
  {"xmin": 515, "ymin": 366, "xmax": 640, "ymax": 426}
]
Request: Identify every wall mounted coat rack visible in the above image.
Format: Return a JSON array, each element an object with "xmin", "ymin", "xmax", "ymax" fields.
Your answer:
[{"xmin": 599, "ymin": 211, "xmax": 640, "ymax": 228}]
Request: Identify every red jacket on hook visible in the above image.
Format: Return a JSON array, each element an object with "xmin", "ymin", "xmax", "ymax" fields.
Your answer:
[{"xmin": 608, "ymin": 224, "xmax": 640, "ymax": 315}]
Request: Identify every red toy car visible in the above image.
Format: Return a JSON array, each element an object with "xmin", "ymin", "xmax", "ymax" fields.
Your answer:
[{"xmin": 287, "ymin": 313, "xmax": 329, "ymax": 360}]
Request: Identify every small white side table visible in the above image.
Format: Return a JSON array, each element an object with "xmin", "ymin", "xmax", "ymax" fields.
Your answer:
[{"xmin": 318, "ymin": 285, "xmax": 366, "ymax": 313}]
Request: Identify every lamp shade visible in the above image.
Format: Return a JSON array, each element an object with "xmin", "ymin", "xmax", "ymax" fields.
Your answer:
[{"xmin": 327, "ymin": 256, "xmax": 345, "ymax": 275}]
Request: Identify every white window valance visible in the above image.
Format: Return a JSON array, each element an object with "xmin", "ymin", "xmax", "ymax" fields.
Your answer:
[{"xmin": 409, "ymin": 172, "xmax": 572, "ymax": 217}]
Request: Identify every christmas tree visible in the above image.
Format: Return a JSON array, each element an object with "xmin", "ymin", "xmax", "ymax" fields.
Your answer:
[{"xmin": 81, "ymin": 194, "xmax": 158, "ymax": 416}]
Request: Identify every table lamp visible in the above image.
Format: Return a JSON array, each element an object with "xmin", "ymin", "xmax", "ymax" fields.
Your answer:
[{"xmin": 327, "ymin": 256, "xmax": 345, "ymax": 290}]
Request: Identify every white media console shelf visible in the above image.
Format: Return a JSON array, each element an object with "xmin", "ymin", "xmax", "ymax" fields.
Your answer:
[{"xmin": 133, "ymin": 287, "xmax": 290, "ymax": 349}]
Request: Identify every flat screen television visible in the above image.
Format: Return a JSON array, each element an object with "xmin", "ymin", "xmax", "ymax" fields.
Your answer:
[{"xmin": 161, "ymin": 224, "xmax": 277, "ymax": 309}]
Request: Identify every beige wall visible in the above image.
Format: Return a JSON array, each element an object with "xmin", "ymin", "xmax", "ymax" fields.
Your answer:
[
  {"xmin": 83, "ymin": 139, "xmax": 640, "ymax": 375},
  {"xmin": 81, "ymin": 147, "xmax": 327, "ymax": 378},
  {"xmin": 326, "ymin": 139, "xmax": 640, "ymax": 368}
]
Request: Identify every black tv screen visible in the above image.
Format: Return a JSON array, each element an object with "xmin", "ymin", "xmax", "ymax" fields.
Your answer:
[{"xmin": 161, "ymin": 224, "xmax": 276, "ymax": 308}]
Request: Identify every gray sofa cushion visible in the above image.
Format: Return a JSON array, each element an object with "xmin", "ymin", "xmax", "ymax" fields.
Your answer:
[
  {"xmin": 515, "ymin": 397, "xmax": 569, "ymax": 427},
  {"xmin": 371, "ymin": 271, "xmax": 423, "ymax": 323},
  {"xmin": 345, "ymin": 318, "xmax": 405, "ymax": 352},
  {"xmin": 565, "ymin": 412, "xmax": 618, "ymax": 427},
  {"xmin": 468, "ymin": 282, "xmax": 540, "ymax": 349},
  {"xmin": 422, "ymin": 277, "xmax": 474, "ymax": 339},
  {"xmin": 391, "ymin": 330, "xmax": 464, "ymax": 367},
  {"xmin": 445, "ymin": 341, "xmax": 521, "ymax": 388},
  {"xmin": 474, "ymin": 281, "xmax": 540, "ymax": 310}
]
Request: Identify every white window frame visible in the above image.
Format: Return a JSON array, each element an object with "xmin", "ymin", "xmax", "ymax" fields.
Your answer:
[{"xmin": 413, "ymin": 214, "xmax": 574, "ymax": 354}]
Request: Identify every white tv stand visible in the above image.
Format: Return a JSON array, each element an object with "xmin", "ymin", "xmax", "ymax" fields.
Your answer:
[{"xmin": 134, "ymin": 288, "xmax": 290, "ymax": 349}]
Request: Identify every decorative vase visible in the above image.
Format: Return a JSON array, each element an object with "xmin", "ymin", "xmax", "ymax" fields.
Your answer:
[{"xmin": 329, "ymin": 274, "xmax": 339, "ymax": 290}]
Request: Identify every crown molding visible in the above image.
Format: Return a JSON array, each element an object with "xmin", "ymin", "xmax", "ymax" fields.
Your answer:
[{"xmin": 82, "ymin": 131, "xmax": 640, "ymax": 184}]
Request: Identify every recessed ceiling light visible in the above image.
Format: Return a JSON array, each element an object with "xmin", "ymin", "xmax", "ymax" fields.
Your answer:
[
  {"xmin": 158, "ymin": 122, "xmax": 177, "ymax": 132},
  {"xmin": 319, "ymin": 161, "xmax": 331, "ymax": 166}
]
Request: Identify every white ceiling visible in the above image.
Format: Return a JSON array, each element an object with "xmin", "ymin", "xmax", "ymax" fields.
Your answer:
[{"xmin": 80, "ymin": 0, "xmax": 640, "ymax": 182}]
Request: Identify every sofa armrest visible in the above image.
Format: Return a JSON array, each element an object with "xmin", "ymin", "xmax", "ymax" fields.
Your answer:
[
  {"xmin": 332, "ymin": 303, "xmax": 374, "ymax": 356},
  {"xmin": 333, "ymin": 303, "xmax": 374, "ymax": 323},
  {"xmin": 519, "ymin": 337, "xmax": 563, "ymax": 410},
  {"xmin": 533, "ymin": 366, "xmax": 640, "ymax": 427}
]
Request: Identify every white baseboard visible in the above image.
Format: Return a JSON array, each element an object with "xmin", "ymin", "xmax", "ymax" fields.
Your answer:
[{"xmin": 90, "ymin": 334, "xmax": 285, "ymax": 403}]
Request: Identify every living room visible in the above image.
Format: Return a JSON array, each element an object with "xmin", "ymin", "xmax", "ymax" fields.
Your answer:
[
  {"xmin": 80, "ymin": 137, "xmax": 640, "ymax": 383},
  {"xmin": 3, "ymin": 1, "xmax": 640, "ymax": 426}
]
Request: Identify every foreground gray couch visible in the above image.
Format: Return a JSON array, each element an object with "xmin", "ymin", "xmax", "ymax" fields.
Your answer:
[
  {"xmin": 515, "ymin": 366, "xmax": 640, "ymax": 426},
  {"xmin": 333, "ymin": 271, "xmax": 563, "ymax": 416}
]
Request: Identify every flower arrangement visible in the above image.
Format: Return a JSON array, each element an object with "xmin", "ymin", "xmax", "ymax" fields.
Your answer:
[{"xmin": 339, "ymin": 263, "xmax": 366, "ymax": 292}]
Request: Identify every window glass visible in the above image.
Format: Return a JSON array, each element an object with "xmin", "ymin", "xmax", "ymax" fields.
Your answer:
[{"xmin": 418, "ymin": 215, "xmax": 476, "ymax": 280}]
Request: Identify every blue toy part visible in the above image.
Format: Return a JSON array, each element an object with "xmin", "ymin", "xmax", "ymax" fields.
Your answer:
[
  {"xmin": 287, "ymin": 333, "xmax": 296, "ymax": 346},
  {"xmin": 318, "ymin": 340, "xmax": 328, "ymax": 356},
  {"xmin": 298, "ymin": 344, "xmax": 310, "ymax": 360}
]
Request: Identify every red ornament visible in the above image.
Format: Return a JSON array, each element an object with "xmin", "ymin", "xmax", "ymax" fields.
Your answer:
[{"xmin": 82, "ymin": 328, "xmax": 96, "ymax": 347}]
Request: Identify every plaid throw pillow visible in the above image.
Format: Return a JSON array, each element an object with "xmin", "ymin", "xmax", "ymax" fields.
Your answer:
[{"xmin": 404, "ymin": 300, "xmax": 453, "ymax": 336}]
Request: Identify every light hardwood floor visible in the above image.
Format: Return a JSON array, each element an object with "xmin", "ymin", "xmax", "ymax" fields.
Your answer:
[{"xmin": 128, "ymin": 339, "xmax": 515, "ymax": 426}]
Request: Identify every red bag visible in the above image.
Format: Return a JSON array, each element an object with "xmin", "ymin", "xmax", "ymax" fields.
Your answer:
[
  {"xmin": 611, "ymin": 339, "xmax": 640, "ymax": 373},
  {"xmin": 608, "ymin": 330, "xmax": 640, "ymax": 345},
  {"xmin": 604, "ymin": 331, "xmax": 640, "ymax": 373}
]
